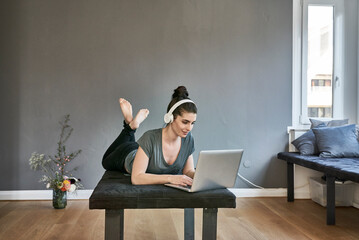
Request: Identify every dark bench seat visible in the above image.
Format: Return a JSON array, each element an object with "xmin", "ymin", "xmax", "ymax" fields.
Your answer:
[
  {"xmin": 277, "ymin": 152, "xmax": 359, "ymax": 225},
  {"xmin": 89, "ymin": 171, "xmax": 236, "ymax": 240}
]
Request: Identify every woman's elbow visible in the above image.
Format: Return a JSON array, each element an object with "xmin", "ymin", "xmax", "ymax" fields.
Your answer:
[{"xmin": 131, "ymin": 174, "xmax": 141, "ymax": 185}]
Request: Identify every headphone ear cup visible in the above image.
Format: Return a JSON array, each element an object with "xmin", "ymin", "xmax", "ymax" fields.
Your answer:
[
  {"xmin": 169, "ymin": 114, "xmax": 174, "ymax": 123},
  {"xmin": 164, "ymin": 99, "xmax": 194, "ymax": 124},
  {"xmin": 164, "ymin": 113, "xmax": 172, "ymax": 124}
]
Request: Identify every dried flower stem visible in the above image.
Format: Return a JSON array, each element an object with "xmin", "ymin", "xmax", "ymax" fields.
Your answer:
[{"xmin": 29, "ymin": 114, "xmax": 82, "ymax": 191}]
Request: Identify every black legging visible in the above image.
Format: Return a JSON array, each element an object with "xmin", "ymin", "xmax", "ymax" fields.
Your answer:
[{"xmin": 102, "ymin": 121, "xmax": 139, "ymax": 172}]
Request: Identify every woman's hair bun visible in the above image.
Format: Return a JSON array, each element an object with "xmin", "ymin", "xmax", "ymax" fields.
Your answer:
[{"xmin": 172, "ymin": 86, "xmax": 189, "ymax": 99}]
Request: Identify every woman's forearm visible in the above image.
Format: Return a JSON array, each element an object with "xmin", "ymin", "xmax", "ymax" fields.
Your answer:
[
  {"xmin": 131, "ymin": 173, "xmax": 172, "ymax": 185},
  {"xmin": 131, "ymin": 172, "xmax": 193, "ymax": 186},
  {"xmin": 184, "ymin": 169, "xmax": 195, "ymax": 179}
]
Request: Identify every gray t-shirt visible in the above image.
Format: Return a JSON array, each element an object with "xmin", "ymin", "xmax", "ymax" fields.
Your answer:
[{"xmin": 124, "ymin": 128, "xmax": 195, "ymax": 174}]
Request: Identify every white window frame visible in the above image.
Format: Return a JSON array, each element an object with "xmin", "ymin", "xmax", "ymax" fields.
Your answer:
[{"xmin": 292, "ymin": 0, "xmax": 344, "ymax": 127}]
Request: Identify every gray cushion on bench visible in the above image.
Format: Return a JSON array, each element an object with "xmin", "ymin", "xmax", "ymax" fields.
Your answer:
[
  {"xmin": 277, "ymin": 152, "xmax": 359, "ymax": 182},
  {"xmin": 89, "ymin": 171, "xmax": 236, "ymax": 209}
]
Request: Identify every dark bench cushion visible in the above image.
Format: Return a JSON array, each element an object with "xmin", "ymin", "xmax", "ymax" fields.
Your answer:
[
  {"xmin": 89, "ymin": 171, "xmax": 236, "ymax": 209},
  {"xmin": 277, "ymin": 152, "xmax": 359, "ymax": 183}
]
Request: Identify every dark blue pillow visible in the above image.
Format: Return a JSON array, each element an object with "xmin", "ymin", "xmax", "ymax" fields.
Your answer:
[
  {"xmin": 291, "ymin": 123, "xmax": 326, "ymax": 155},
  {"xmin": 312, "ymin": 124, "xmax": 359, "ymax": 158}
]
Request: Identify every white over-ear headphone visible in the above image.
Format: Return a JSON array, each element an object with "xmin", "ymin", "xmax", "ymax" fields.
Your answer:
[{"xmin": 164, "ymin": 99, "xmax": 195, "ymax": 124}]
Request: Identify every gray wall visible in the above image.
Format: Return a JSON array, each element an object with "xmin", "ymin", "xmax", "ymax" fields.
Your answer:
[{"xmin": 0, "ymin": 0, "xmax": 292, "ymax": 190}]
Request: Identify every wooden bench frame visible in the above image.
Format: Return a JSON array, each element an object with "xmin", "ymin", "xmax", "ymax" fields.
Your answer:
[
  {"xmin": 286, "ymin": 161, "xmax": 336, "ymax": 225},
  {"xmin": 104, "ymin": 208, "xmax": 217, "ymax": 240},
  {"xmin": 89, "ymin": 171, "xmax": 236, "ymax": 240},
  {"xmin": 278, "ymin": 152, "xmax": 359, "ymax": 225}
]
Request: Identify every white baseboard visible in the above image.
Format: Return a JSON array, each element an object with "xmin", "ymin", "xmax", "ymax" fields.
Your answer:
[
  {"xmin": 0, "ymin": 188, "xmax": 310, "ymax": 200},
  {"xmin": 0, "ymin": 190, "xmax": 93, "ymax": 200},
  {"xmin": 293, "ymin": 189, "xmax": 311, "ymax": 199},
  {"xmin": 0, "ymin": 188, "xmax": 305, "ymax": 200},
  {"xmin": 229, "ymin": 188, "xmax": 288, "ymax": 197}
]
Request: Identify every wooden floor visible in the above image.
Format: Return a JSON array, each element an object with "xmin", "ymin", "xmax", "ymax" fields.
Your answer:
[{"xmin": 1, "ymin": 198, "xmax": 359, "ymax": 240}]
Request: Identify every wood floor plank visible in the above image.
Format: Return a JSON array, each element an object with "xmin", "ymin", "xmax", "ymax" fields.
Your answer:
[
  {"xmin": 130, "ymin": 209, "xmax": 157, "ymax": 240},
  {"xmin": 16, "ymin": 202, "xmax": 66, "ymax": 240},
  {"xmin": 0, "ymin": 202, "xmax": 35, "ymax": 236},
  {"xmin": 169, "ymin": 209, "xmax": 185, "ymax": 239},
  {"xmin": 334, "ymin": 206, "xmax": 359, "ymax": 239},
  {"xmin": 39, "ymin": 223, "xmax": 74, "ymax": 240},
  {"xmin": 194, "ymin": 208, "xmax": 203, "ymax": 240},
  {"xmin": 237, "ymin": 198, "xmax": 311, "ymax": 240},
  {"xmin": 2, "ymin": 207, "xmax": 48, "ymax": 240},
  {"xmin": 37, "ymin": 201, "xmax": 88, "ymax": 240},
  {"xmin": 260, "ymin": 198, "xmax": 336, "ymax": 239},
  {"xmin": 0, "ymin": 201, "xmax": 11, "ymax": 211},
  {"xmin": 59, "ymin": 201, "xmax": 100, "ymax": 240},
  {"xmin": 0, "ymin": 201, "xmax": 17, "ymax": 219},
  {"xmin": 87, "ymin": 209, "xmax": 105, "ymax": 240},
  {"xmin": 149, "ymin": 209, "xmax": 179, "ymax": 240},
  {"xmin": 54, "ymin": 200, "xmax": 88, "ymax": 224},
  {"xmin": 217, "ymin": 210, "xmax": 257, "ymax": 240},
  {"xmin": 260, "ymin": 198, "xmax": 359, "ymax": 240},
  {"xmin": 1, "ymin": 198, "xmax": 359, "ymax": 240}
]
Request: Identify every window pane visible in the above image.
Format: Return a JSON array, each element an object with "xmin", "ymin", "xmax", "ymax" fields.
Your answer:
[{"xmin": 307, "ymin": 6, "xmax": 333, "ymax": 118}]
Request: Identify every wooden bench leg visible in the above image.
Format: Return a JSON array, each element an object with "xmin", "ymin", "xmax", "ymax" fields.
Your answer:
[
  {"xmin": 202, "ymin": 208, "xmax": 217, "ymax": 240},
  {"xmin": 287, "ymin": 162, "xmax": 294, "ymax": 202},
  {"xmin": 184, "ymin": 208, "xmax": 195, "ymax": 240},
  {"xmin": 326, "ymin": 175, "xmax": 335, "ymax": 225},
  {"xmin": 105, "ymin": 209, "xmax": 124, "ymax": 240}
]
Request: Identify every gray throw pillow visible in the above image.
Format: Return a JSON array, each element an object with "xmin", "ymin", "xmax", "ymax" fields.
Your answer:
[
  {"xmin": 312, "ymin": 124, "xmax": 359, "ymax": 158},
  {"xmin": 310, "ymin": 118, "xmax": 348, "ymax": 128},
  {"xmin": 291, "ymin": 123, "xmax": 326, "ymax": 155}
]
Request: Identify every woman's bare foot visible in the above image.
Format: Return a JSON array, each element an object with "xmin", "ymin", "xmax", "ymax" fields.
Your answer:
[
  {"xmin": 129, "ymin": 109, "xmax": 150, "ymax": 130},
  {"xmin": 119, "ymin": 98, "xmax": 133, "ymax": 124}
]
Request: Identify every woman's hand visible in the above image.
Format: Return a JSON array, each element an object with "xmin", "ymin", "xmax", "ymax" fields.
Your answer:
[{"xmin": 168, "ymin": 175, "xmax": 193, "ymax": 186}]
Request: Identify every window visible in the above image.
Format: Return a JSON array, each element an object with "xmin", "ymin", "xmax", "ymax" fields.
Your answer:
[
  {"xmin": 292, "ymin": 0, "xmax": 344, "ymax": 126},
  {"xmin": 305, "ymin": 5, "xmax": 333, "ymax": 118}
]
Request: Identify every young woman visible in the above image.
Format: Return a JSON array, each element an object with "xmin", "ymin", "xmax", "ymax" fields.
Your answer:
[{"xmin": 102, "ymin": 86, "xmax": 197, "ymax": 186}]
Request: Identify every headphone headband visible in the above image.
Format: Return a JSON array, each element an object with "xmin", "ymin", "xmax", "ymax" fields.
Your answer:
[{"xmin": 164, "ymin": 99, "xmax": 195, "ymax": 124}]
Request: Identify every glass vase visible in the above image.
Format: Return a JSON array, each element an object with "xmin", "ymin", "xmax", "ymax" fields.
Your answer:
[{"xmin": 52, "ymin": 189, "xmax": 67, "ymax": 209}]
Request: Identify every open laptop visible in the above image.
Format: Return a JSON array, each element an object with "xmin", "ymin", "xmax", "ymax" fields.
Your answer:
[{"xmin": 165, "ymin": 149, "xmax": 244, "ymax": 192}]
